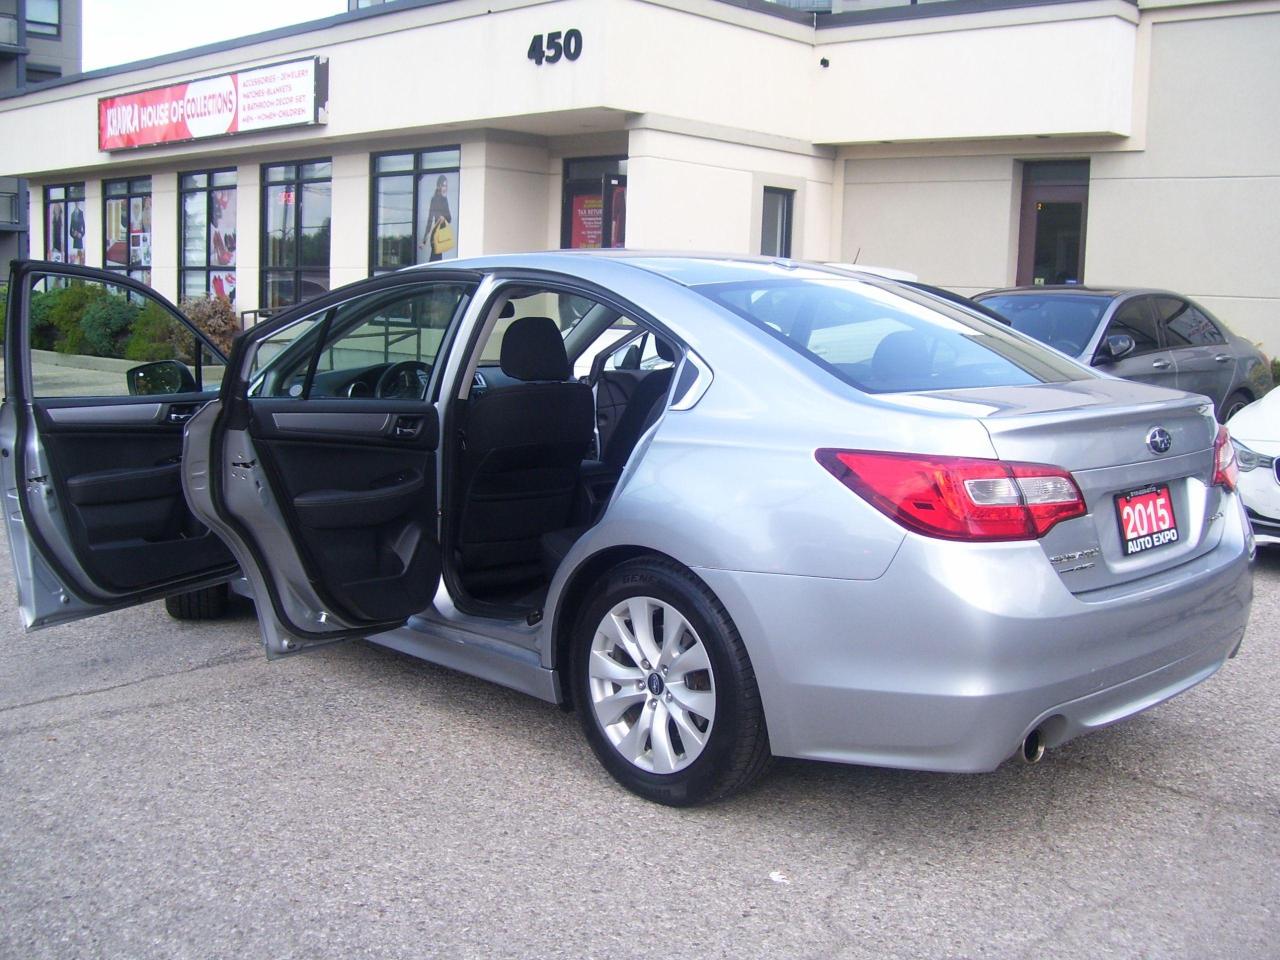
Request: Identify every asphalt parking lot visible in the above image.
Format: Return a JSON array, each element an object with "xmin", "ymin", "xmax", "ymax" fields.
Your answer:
[{"xmin": 1, "ymin": 549, "xmax": 1277, "ymax": 960}]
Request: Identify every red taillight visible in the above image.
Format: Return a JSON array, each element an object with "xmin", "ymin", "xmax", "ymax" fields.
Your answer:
[
  {"xmin": 1212, "ymin": 425, "xmax": 1238, "ymax": 492},
  {"xmin": 815, "ymin": 449, "xmax": 1087, "ymax": 541}
]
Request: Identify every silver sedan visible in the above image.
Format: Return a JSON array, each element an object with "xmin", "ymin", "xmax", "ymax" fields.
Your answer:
[{"xmin": 2, "ymin": 255, "xmax": 1256, "ymax": 805}]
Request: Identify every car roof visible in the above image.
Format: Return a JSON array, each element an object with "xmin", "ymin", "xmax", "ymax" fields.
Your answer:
[
  {"xmin": 976, "ymin": 285, "xmax": 1170, "ymax": 299},
  {"xmin": 410, "ymin": 250, "xmax": 891, "ymax": 288}
]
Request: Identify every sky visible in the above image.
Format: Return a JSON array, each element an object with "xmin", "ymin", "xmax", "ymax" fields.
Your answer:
[{"xmin": 82, "ymin": 0, "xmax": 348, "ymax": 72}]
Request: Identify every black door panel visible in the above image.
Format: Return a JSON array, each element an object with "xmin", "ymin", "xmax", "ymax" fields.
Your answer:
[
  {"xmin": 37, "ymin": 413, "xmax": 235, "ymax": 592},
  {"xmin": 248, "ymin": 401, "xmax": 441, "ymax": 623}
]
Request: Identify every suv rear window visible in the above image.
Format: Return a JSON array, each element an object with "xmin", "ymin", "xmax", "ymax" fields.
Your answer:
[{"xmin": 697, "ymin": 279, "xmax": 1088, "ymax": 394}]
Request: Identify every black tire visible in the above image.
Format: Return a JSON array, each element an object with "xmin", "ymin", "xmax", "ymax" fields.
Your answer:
[
  {"xmin": 572, "ymin": 557, "xmax": 771, "ymax": 806},
  {"xmin": 164, "ymin": 583, "xmax": 229, "ymax": 621},
  {"xmin": 1221, "ymin": 390, "xmax": 1251, "ymax": 423}
]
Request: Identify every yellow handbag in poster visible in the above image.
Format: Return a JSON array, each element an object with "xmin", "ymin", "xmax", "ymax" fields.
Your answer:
[{"xmin": 432, "ymin": 221, "xmax": 455, "ymax": 255}]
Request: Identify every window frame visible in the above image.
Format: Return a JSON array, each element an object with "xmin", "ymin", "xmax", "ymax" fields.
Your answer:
[
  {"xmin": 247, "ymin": 276, "xmax": 478, "ymax": 402},
  {"xmin": 368, "ymin": 146, "xmax": 463, "ymax": 277},
  {"xmin": 179, "ymin": 168, "xmax": 238, "ymax": 303},
  {"xmin": 260, "ymin": 158, "xmax": 333, "ymax": 312},
  {"xmin": 24, "ymin": 64, "xmax": 62, "ymax": 86},
  {"xmin": 560, "ymin": 155, "xmax": 628, "ymax": 250},
  {"xmin": 42, "ymin": 182, "xmax": 86, "ymax": 265},
  {"xmin": 761, "ymin": 187, "xmax": 794, "ymax": 259},
  {"xmin": 102, "ymin": 176, "xmax": 153, "ymax": 285},
  {"xmin": 26, "ymin": 0, "xmax": 61, "ymax": 37},
  {"xmin": 21, "ymin": 266, "xmax": 227, "ymax": 400}
]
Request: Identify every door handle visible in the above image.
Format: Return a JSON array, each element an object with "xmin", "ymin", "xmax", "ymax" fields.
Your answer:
[
  {"xmin": 391, "ymin": 415, "xmax": 423, "ymax": 439},
  {"xmin": 1214, "ymin": 354, "xmax": 1232, "ymax": 363},
  {"xmin": 1150, "ymin": 359, "xmax": 1171, "ymax": 370},
  {"xmin": 165, "ymin": 403, "xmax": 199, "ymax": 423}
]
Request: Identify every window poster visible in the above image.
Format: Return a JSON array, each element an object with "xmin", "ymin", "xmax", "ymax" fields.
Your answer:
[
  {"xmin": 570, "ymin": 192, "xmax": 604, "ymax": 249},
  {"xmin": 68, "ymin": 201, "xmax": 86, "ymax": 265},
  {"xmin": 130, "ymin": 196, "xmax": 152, "ymax": 267},
  {"xmin": 46, "ymin": 203, "xmax": 65, "ymax": 262},
  {"xmin": 210, "ymin": 188, "xmax": 237, "ymax": 271},
  {"xmin": 416, "ymin": 171, "xmax": 458, "ymax": 263}
]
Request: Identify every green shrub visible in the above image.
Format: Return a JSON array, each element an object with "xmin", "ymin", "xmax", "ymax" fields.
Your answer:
[
  {"xmin": 29, "ymin": 282, "xmax": 109, "ymax": 354},
  {"xmin": 1272, "ymin": 356, "xmax": 1279, "ymax": 386},
  {"xmin": 179, "ymin": 295, "xmax": 240, "ymax": 355},
  {"xmin": 125, "ymin": 302, "xmax": 188, "ymax": 362},
  {"xmin": 80, "ymin": 294, "xmax": 143, "ymax": 357}
]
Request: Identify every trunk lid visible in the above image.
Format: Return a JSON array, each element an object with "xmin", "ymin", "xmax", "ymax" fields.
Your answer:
[{"xmin": 900, "ymin": 379, "xmax": 1223, "ymax": 593}]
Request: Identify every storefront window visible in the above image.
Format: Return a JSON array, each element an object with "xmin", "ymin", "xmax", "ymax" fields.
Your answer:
[
  {"xmin": 370, "ymin": 147, "xmax": 461, "ymax": 275},
  {"xmin": 180, "ymin": 170, "xmax": 238, "ymax": 303},
  {"xmin": 261, "ymin": 160, "xmax": 332, "ymax": 310},
  {"xmin": 43, "ymin": 183, "xmax": 85, "ymax": 265},
  {"xmin": 561, "ymin": 156, "xmax": 626, "ymax": 250},
  {"xmin": 103, "ymin": 177, "xmax": 153, "ymax": 286}
]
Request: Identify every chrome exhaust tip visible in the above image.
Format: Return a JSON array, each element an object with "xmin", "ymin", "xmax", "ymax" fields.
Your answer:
[{"xmin": 1020, "ymin": 728, "xmax": 1046, "ymax": 764}]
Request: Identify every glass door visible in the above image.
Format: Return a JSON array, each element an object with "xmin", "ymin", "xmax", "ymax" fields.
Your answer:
[{"xmin": 1017, "ymin": 161, "xmax": 1089, "ymax": 286}]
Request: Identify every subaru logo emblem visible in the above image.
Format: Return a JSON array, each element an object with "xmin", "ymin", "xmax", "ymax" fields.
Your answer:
[{"xmin": 1146, "ymin": 427, "xmax": 1173, "ymax": 454}]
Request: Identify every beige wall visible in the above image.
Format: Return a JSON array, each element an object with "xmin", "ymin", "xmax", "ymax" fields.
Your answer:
[
  {"xmin": 842, "ymin": 155, "xmax": 1020, "ymax": 291},
  {"xmin": 813, "ymin": 2, "xmax": 1138, "ymax": 143},
  {"xmin": 626, "ymin": 124, "xmax": 835, "ymax": 258},
  {"xmin": 1087, "ymin": 9, "xmax": 1280, "ymax": 348}
]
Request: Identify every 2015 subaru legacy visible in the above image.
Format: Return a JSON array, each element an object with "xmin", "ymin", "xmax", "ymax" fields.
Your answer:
[{"xmin": 1, "ymin": 254, "xmax": 1254, "ymax": 805}]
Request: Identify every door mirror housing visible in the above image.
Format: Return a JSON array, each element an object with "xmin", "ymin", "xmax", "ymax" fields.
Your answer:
[
  {"xmin": 127, "ymin": 360, "xmax": 197, "ymax": 396},
  {"xmin": 1096, "ymin": 334, "xmax": 1136, "ymax": 364}
]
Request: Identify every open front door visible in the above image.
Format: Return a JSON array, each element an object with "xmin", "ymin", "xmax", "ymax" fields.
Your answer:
[
  {"xmin": 182, "ymin": 271, "xmax": 482, "ymax": 656},
  {"xmin": 2, "ymin": 262, "xmax": 236, "ymax": 629}
]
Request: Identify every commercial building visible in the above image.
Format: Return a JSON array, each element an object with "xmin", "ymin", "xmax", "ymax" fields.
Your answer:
[
  {"xmin": 0, "ymin": 0, "xmax": 1275, "ymax": 349},
  {"xmin": 0, "ymin": 0, "xmax": 81, "ymax": 273}
]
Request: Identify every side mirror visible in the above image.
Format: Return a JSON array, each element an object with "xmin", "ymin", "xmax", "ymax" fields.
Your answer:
[
  {"xmin": 1095, "ymin": 334, "xmax": 1135, "ymax": 364},
  {"xmin": 127, "ymin": 359, "xmax": 197, "ymax": 396}
]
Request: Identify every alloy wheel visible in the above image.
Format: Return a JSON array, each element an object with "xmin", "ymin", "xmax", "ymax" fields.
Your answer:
[{"xmin": 587, "ymin": 596, "xmax": 717, "ymax": 774}]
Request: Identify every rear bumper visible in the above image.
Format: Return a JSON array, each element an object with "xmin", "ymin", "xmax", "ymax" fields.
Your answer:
[{"xmin": 695, "ymin": 505, "xmax": 1253, "ymax": 772}]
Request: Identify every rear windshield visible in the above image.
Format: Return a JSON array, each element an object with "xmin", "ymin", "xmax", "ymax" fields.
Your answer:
[
  {"xmin": 697, "ymin": 279, "xmax": 1089, "ymax": 394},
  {"xmin": 977, "ymin": 293, "xmax": 1110, "ymax": 356}
]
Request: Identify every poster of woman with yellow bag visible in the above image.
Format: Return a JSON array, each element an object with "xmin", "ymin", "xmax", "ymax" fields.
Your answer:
[{"xmin": 420, "ymin": 173, "xmax": 456, "ymax": 262}]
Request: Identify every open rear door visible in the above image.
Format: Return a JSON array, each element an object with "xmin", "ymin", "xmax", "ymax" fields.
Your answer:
[
  {"xmin": 182, "ymin": 271, "xmax": 482, "ymax": 656},
  {"xmin": 2, "ymin": 262, "xmax": 236, "ymax": 629}
]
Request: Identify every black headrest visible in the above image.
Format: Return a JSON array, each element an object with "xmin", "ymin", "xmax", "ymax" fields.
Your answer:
[
  {"xmin": 499, "ymin": 301, "xmax": 515, "ymax": 319},
  {"xmin": 501, "ymin": 316, "xmax": 570, "ymax": 381},
  {"xmin": 655, "ymin": 337, "xmax": 676, "ymax": 362}
]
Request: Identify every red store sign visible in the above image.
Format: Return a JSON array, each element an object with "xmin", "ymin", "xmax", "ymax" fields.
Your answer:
[{"xmin": 98, "ymin": 57, "xmax": 328, "ymax": 152}]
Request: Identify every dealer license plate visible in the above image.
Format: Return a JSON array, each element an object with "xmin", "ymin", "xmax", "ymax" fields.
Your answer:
[{"xmin": 1115, "ymin": 484, "xmax": 1179, "ymax": 556}]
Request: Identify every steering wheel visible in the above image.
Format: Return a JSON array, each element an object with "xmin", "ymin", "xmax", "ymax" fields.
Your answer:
[{"xmin": 375, "ymin": 360, "xmax": 430, "ymax": 399}]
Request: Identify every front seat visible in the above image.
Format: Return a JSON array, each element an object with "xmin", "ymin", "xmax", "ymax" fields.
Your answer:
[{"xmin": 458, "ymin": 316, "xmax": 595, "ymax": 583}]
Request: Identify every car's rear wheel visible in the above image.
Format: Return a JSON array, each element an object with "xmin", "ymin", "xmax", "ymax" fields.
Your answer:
[
  {"xmin": 572, "ymin": 557, "xmax": 771, "ymax": 806},
  {"xmin": 1221, "ymin": 390, "xmax": 1251, "ymax": 422},
  {"xmin": 164, "ymin": 583, "xmax": 229, "ymax": 621}
]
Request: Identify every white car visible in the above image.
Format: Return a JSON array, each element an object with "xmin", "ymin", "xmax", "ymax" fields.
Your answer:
[{"xmin": 1228, "ymin": 389, "xmax": 1280, "ymax": 547}]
